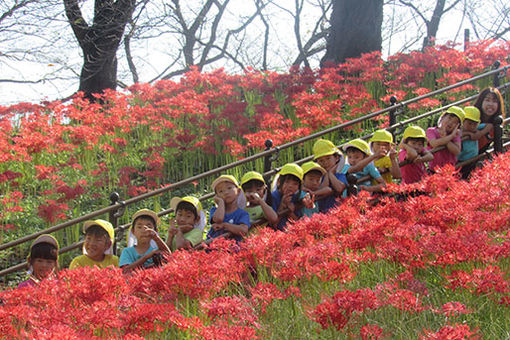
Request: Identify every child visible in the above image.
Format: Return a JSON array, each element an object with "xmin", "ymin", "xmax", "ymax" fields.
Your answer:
[
  {"xmin": 167, "ymin": 196, "xmax": 206, "ymax": 251},
  {"xmin": 399, "ymin": 126, "xmax": 434, "ymax": 184},
  {"xmin": 18, "ymin": 234, "xmax": 59, "ymax": 288},
  {"xmin": 341, "ymin": 139, "xmax": 385, "ymax": 194},
  {"xmin": 426, "ymin": 106, "xmax": 464, "ymax": 172},
  {"xmin": 458, "ymin": 106, "xmax": 485, "ymax": 179},
  {"xmin": 271, "ymin": 163, "xmax": 312, "ymax": 230},
  {"xmin": 369, "ymin": 129, "xmax": 401, "ymax": 183},
  {"xmin": 69, "ymin": 219, "xmax": 119, "ymax": 269},
  {"xmin": 119, "ymin": 209, "xmax": 170, "ymax": 273},
  {"xmin": 312, "ymin": 139, "xmax": 347, "ymax": 212},
  {"xmin": 207, "ymin": 175, "xmax": 251, "ymax": 242},
  {"xmin": 301, "ymin": 161, "xmax": 332, "ymax": 217},
  {"xmin": 241, "ymin": 171, "xmax": 278, "ymax": 227},
  {"xmin": 473, "ymin": 87, "xmax": 506, "ymax": 153}
]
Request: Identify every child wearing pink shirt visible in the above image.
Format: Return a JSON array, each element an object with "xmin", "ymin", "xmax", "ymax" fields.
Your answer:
[
  {"xmin": 399, "ymin": 126, "xmax": 433, "ymax": 184},
  {"xmin": 426, "ymin": 106, "xmax": 464, "ymax": 172}
]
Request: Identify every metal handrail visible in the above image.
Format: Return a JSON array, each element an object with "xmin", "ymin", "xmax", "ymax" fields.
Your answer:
[{"xmin": 1, "ymin": 63, "xmax": 508, "ymax": 277}]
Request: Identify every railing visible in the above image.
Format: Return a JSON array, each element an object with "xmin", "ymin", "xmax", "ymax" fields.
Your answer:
[{"xmin": 1, "ymin": 61, "xmax": 508, "ymax": 278}]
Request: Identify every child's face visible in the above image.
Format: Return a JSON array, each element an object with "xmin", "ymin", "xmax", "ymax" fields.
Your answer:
[
  {"xmin": 372, "ymin": 141, "xmax": 390, "ymax": 156},
  {"xmin": 84, "ymin": 233, "xmax": 110, "ymax": 261},
  {"xmin": 31, "ymin": 258, "xmax": 56, "ymax": 281},
  {"xmin": 346, "ymin": 149, "xmax": 366, "ymax": 166},
  {"xmin": 482, "ymin": 93, "xmax": 499, "ymax": 117},
  {"xmin": 316, "ymin": 154, "xmax": 338, "ymax": 171},
  {"xmin": 463, "ymin": 119, "xmax": 479, "ymax": 133},
  {"xmin": 440, "ymin": 113, "xmax": 460, "ymax": 134},
  {"xmin": 215, "ymin": 181, "xmax": 239, "ymax": 204},
  {"xmin": 281, "ymin": 177, "xmax": 300, "ymax": 196},
  {"xmin": 132, "ymin": 217, "xmax": 156, "ymax": 244},
  {"xmin": 303, "ymin": 172, "xmax": 322, "ymax": 191},
  {"xmin": 244, "ymin": 185, "xmax": 265, "ymax": 204},
  {"xmin": 175, "ymin": 209, "xmax": 197, "ymax": 227},
  {"xmin": 407, "ymin": 139, "xmax": 425, "ymax": 152}
]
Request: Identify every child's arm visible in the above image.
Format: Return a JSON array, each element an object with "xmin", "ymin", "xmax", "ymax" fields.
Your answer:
[
  {"xmin": 173, "ymin": 228, "xmax": 192, "ymax": 250},
  {"xmin": 470, "ymin": 123, "xmax": 492, "ymax": 140},
  {"xmin": 400, "ymin": 143, "xmax": 418, "ymax": 161},
  {"xmin": 121, "ymin": 249, "xmax": 160, "ymax": 274},
  {"xmin": 222, "ymin": 222, "xmax": 249, "ymax": 236},
  {"xmin": 148, "ymin": 227, "xmax": 171, "ymax": 253},
  {"xmin": 428, "ymin": 127, "xmax": 461, "ymax": 156},
  {"xmin": 327, "ymin": 167, "xmax": 346, "ymax": 193},
  {"xmin": 359, "ymin": 176, "xmax": 386, "ymax": 192},
  {"xmin": 346, "ymin": 151, "xmax": 381, "ymax": 173},
  {"xmin": 388, "ymin": 146, "xmax": 401, "ymax": 179},
  {"xmin": 211, "ymin": 196, "xmax": 225, "ymax": 223},
  {"xmin": 309, "ymin": 186, "xmax": 333, "ymax": 200},
  {"xmin": 415, "ymin": 150, "xmax": 434, "ymax": 163}
]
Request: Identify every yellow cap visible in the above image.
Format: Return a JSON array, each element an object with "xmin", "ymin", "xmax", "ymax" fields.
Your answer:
[
  {"xmin": 441, "ymin": 106, "xmax": 465, "ymax": 123},
  {"xmin": 170, "ymin": 196, "xmax": 203, "ymax": 214},
  {"xmin": 301, "ymin": 161, "xmax": 326, "ymax": 176},
  {"xmin": 313, "ymin": 139, "xmax": 341, "ymax": 160},
  {"xmin": 463, "ymin": 106, "xmax": 480, "ymax": 123},
  {"xmin": 211, "ymin": 175, "xmax": 240, "ymax": 192},
  {"xmin": 83, "ymin": 219, "xmax": 114, "ymax": 243},
  {"xmin": 278, "ymin": 163, "xmax": 303, "ymax": 181},
  {"xmin": 131, "ymin": 209, "xmax": 161, "ymax": 227},
  {"xmin": 240, "ymin": 171, "xmax": 265, "ymax": 186},
  {"xmin": 369, "ymin": 130, "xmax": 393, "ymax": 144},
  {"xmin": 342, "ymin": 139, "xmax": 371, "ymax": 155},
  {"xmin": 402, "ymin": 126, "xmax": 427, "ymax": 142}
]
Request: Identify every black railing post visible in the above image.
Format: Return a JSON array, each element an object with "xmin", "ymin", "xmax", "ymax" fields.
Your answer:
[
  {"xmin": 109, "ymin": 192, "xmax": 120, "ymax": 255},
  {"xmin": 493, "ymin": 116, "xmax": 503, "ymax": 154},
  {"xmin": 389, "ymin": 95, "xmax": 398, "ymax": 137},
  {"xmin": 263, "ymin": 139, "xmax": 274, "ymax": 184},
  {"xmin": 493, "ymin": 60, "xmax": 501, "ymax": 87}
]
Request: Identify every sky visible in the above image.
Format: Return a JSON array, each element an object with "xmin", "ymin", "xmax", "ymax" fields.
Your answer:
[{"xmin": 0, "ymin": 0, "xmax": 505, "ymax": 106}]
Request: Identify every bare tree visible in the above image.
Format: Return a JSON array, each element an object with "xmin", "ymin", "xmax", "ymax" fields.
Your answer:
[{"xmin": 465, "ymin": 0, "xmax": 510, "ymax": 41}]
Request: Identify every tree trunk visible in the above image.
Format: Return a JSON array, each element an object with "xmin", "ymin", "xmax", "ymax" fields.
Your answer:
[
  {"xmin": 321, "ymin": 0, "xmax": 383, "ymax": 67},
  {"xmin": 64, "ymin": 0, "xmax": 136, "ymax": 100}
]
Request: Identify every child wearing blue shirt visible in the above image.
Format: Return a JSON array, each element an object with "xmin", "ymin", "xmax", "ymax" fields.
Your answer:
[
  {"xmin": 119, "ymin": 209, "xmax": 170, "ymax": 273},
  {"xmin": 341, "ymin": 139, "xmax": 385, "ymax": 196},
  {"xmin": 207, "ymin": 175, "xmax": 251, "ymax": 242},
  {"xmin": 271, "ymin": 163, "xmax": 313, "ymax": 230},
  {"xmin": 458, "ymin": 106, "xmax": 485, "ymax": 179}
]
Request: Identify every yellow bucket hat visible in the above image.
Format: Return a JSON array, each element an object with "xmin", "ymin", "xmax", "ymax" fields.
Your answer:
[
  {"xmin": 30, "ymin": 234, "xmax": 59, "ymax": 251},
  {"xmin": 313, "ymin": 139, "xmax": 341, "ymax": 160},
  {"xmin": 240, "ymin": 171, "xmax": 265, "ymax": 186},
  {"xmin": 211, "ymin": 174, "xmax": 240, "ymax": 192},
  {"xmin": 402, "ymin": 126, "xmax": 427, "ymax": 142},
  {"xmin": 131, "ymin": 209, "xmax": 161, "ymax": 228},
  {"xmin": 369, "ymin": 129, "xmax": 393, "ymax": 144},
  {"xmin": 441, "ymin": 106, "xmax": 465, "ymax": 123},
  {"xmin": 342, "ymin": 139, "xmax": 371, "ymax": 155},
  {"xmin": 463, "ymin": 106, "xmax": 481, "ymax": 123},
  {"xmin": 278, "ymin": 163, "xmax": 304, "ymax": 181},
  {"xmin": 83, "ymin": 219, "xmax": 114, "ymax": 243},
  {"xmin": 301, "ymin": 161, "xmax": 326, "ymax": 176}
]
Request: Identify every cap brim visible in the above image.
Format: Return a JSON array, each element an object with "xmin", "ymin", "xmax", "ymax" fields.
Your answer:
[{"xmin": 31, "ymin": 235, "xmax": 59, "ymax": 250}]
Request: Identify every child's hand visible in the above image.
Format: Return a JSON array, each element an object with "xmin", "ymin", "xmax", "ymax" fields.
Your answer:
[
  {"xmin": 246, "ymin": 192, "xmax": 263, "ymax": 204},
  {"xmin": 302, "ymin": 193, "xmax": 314, "ymax": 209},
  {"xmin": 413, "ymin": 156, "xmax": 423, "ymax": 164},
  {"xmin": 168, "ymin": 225, "xmax": 178, "ymax": 237},
  {"xmin": 144, "ymin": 225, "xmax": 158, "ymax": 240},
  {"xmin": 374, "ymin": 148, "xmax": 386, "ymax": 159},
  {"xmin": 438, "ymin": 125, "xmax": 447, "ymax": 137},
  {"xmin": 389, "ymin": 144, "xmax": 397, "ymax": 159},
  {"xmin": 148, "ymin": 249, "xmax": 161, "ymax": 258},
  {"xmin": 212, "ymin": 223, "xmax": 225, "ymax": 231},
  {"xmin": 213, "ymin": 195, "xmax": 224, "ymax": 206},
  {"xmin": 359, "ymin": 185, "xmax": 367, "ymax": 191}
]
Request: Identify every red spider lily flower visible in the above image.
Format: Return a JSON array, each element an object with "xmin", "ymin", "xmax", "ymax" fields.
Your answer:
[
  {"xmin": 420, "ymin": 323, "xmax": 481, "ymax": 340},
  {"xmin": 360, "ymin": 323, "xmax": 385, "ymax": 340}
]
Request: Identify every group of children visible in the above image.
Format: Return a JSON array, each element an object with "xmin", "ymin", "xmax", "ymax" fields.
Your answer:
[{"xmin": 18, "ymin": 87, "xmax": 505, "ymax": 288}]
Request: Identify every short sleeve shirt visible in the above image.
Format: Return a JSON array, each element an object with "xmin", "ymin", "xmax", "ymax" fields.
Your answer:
[
  {"xmin": 119, "ymin": 245, "xmax": 158, "ymax": 268},
  {"xmin": 458, "ymin": 124, "xmax": 485, "ymax": 162},
  {"xmin": 426, "ymin": 127, "xmax": 461, "ymax": 170},
  {"xmin": 207, "ymin": 207, "xmax": 251, "ymax": 242},
  {"xmin": 341, "ymin": 163, "xmax": 381, "ymax": 197},
  {"xmin": 69, "ymin": 254, "xmax": 119, "ymax": 270}
]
